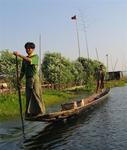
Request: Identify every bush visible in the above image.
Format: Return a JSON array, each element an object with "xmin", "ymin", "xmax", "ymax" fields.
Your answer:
[{"xmin": 0, "ymin": 50, "xmax": 22, "ymax": 88}]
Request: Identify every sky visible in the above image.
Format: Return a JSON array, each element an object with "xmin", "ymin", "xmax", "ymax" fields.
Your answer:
[{"xmin": 0, "ymin": 0, "xmax": 127, "ymax": 71}]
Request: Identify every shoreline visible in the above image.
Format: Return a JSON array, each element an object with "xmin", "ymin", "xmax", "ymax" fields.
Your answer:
[
  {"xmin": 0, "ymin": 80, "xmax": 126, "ymax": 121},
  {"xmin": 0, "ymin": 89, "xmax": 85, "ymax": 121}
]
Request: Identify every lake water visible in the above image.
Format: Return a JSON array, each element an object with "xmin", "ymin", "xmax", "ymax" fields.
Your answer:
[{"xmin": 1, "ymin": 86, "xmax": 127, "ymax": 150}]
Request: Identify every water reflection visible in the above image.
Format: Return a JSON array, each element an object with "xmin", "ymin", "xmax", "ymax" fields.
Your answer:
[
  {"xmin": 23, "ymin": 102, "xmax": 107, "ymax": 150},
  {"xmin": 24, "ymin": 120, "xmax": 84, "ymax": 149}
]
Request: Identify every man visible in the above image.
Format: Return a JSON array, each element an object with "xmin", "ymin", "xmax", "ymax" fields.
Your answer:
[
  {"xmin": 96, "ymin": 65, "xmax": 105, "ymax": 93},
  {"xmin": 14, "ymin": 42, "xmax": 45, "ymax": 119}
]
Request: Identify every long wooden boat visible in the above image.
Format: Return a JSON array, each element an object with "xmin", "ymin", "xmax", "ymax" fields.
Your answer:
[{"xmin": 26, "ymin": 88, "xmax": 110, "ymax": 123}]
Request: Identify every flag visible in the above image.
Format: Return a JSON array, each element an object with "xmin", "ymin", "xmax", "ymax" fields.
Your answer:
[{"xmin": 71, "ymin": 15, "xmax": 76, "ymax": 20}]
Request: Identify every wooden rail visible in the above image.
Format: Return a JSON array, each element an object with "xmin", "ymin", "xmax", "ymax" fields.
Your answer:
[{"xmin": 0, "ymin": 82, "xmax": 83, "ymax": 93}]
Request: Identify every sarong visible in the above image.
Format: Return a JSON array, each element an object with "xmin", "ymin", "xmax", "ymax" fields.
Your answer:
[{"xmin": 25, "ymin": 75, "xmax": 45, "ymax": 116}]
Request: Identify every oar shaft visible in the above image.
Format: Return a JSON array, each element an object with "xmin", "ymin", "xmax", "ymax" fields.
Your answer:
[{"xmin": 15, "ymin": 56, "xmax": 25, "ymax": 138}]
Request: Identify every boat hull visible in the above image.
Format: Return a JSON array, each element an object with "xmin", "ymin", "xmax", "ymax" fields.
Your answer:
[{"xmin": 26, "ymin": 88, "xmax": 110, "ymax": 123}]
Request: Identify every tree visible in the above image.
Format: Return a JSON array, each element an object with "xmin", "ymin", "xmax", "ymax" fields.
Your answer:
[
  {"xmin": 42, "ymin": 52, "xmax": 77, "ymax": 85},
  {"xmin": 77, "ymin": 57, "xmax": 92, "ymax": 83},
  {"xmin": 77, "ymin": 57, "xmax": 105, "ymax": 90},
  {"xmin": 0, "ymin": 50, "xmax": 21, "ymax": 87},
  {"xmin": 71, "ymin": 61, "xmax": 84, "ymax": 85}
]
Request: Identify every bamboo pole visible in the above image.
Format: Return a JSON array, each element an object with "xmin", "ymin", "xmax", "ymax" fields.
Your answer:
[{"xmin": 15, "ymin": 56, "xmax": 25, "ymax": 139}]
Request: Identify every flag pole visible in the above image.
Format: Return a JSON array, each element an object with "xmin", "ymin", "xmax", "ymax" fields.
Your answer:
[
  {"xmin": 106, "ymin": 54, "xmax": 109, "ymax": 72},
  {"xmin": 106, "ymin": 54, "xmax": 109, "ymax": 81},
  {"xmin": 84, "ymin": 24, "xmax": 89, "ymax": 59},
  {"xmin": 95, "ymin": 48, "xmax": 99, "ymax": 61},
  {"xmin": 80, "ymin": 15, "xmax": 89, "ymax": 59},
  {"xmin": 75, "ymin": 19, "xmax": 81, "ymax": 58},
  {"xmin": 71, "ymin": 15, "xmax": 81, "ymax": 58}
]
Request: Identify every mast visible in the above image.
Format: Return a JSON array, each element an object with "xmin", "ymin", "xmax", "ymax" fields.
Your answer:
[
  {"xmin": 95, "ymin": 48, "xmax": 99, "ymax": 61},
  {"xmin": 71, "ymin": 15, "xmax": 81, "ymax": 58},
  {"xmin": 83, "ymin": 22, "xmax": 89, "ymax": 59},
  {"xmin": 80, "ymin": 12, "xmax": 90, "ymax": 59},
  {"xmin": 106, "ymin": 54, "xmax": 109, "ymax": 72},
  {"xmin": 113, "ymin": 59, "xmax": 118, "ymax": 71},
  {"xmin": 106, "ymin": 54, "xmax": 109, "ymax": 80}
]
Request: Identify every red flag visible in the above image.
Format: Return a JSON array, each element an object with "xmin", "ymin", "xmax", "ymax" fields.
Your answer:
[{"xmin": 71, "ymin": 15, "xmax": 76, "ymax": 20}]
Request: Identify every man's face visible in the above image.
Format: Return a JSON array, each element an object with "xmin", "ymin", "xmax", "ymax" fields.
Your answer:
[
  {"xmin": 26, "ymin": 48, "xmax": 34, "ymax": 55},
  {"xmin": 100, "ymin": 65, "xmax": 103, "ymax": 69}
]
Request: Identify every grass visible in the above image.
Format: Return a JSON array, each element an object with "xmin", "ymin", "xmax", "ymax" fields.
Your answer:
[
  {"xmin": 0, "ymin": 79, "xmax": 126, "ymax": 120},
  {"xmin": 105, "ymin": 79, "xmax": 126, "ymax": 88},
  {"xmin": 0, "ymin": 92, "xmax": 25, "ymax": 120},
  {"xmin": 0, "ymin": 90, "xmax": 78, "ymax": 120},
  {"xmin": 43, "ymin": 89, "xmax": 77, "ymax": 106}
]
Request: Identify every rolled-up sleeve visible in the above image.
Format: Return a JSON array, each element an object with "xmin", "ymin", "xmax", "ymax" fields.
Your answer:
[{"xmin": 31, "ymin": 55, "xmax": 39, "ymax": 65}]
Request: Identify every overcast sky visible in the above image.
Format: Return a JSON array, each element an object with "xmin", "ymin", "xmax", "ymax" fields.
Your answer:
[{"xmin": 0, "ymin": 0, "xmax": 127, "ymax": 71}]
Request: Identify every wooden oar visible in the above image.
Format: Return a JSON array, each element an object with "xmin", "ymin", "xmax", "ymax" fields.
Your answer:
[{"xmin": 15, "ymin": 55, "xmax": 25, "ymax": 139}]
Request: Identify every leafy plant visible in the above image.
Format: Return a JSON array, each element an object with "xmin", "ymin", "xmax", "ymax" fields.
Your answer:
[{"xmin": 0, "ymin": 50, "xmax": 22, "ymax": 88}]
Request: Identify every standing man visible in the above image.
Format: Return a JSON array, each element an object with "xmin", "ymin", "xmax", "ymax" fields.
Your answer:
[
  {"xmin": 96, "ymin": 65, "xmax": 105, "ymax": 93},
  {"xmin": 14, "ymin": 42, "xmax": 45, "ymax": 119}
]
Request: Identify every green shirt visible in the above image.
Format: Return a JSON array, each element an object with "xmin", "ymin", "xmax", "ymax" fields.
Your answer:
[{"xmin": 21, "ymin": 54, "xmax": 39, "ymax": 78}]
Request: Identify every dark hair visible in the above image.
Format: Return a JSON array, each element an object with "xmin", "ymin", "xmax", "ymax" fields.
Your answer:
[{"xmin": 24, "ymin": 42, "xmax": 35, "ymax": 49}]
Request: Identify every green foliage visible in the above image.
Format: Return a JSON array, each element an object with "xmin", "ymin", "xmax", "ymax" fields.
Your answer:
[
  {"xmin": 41, "ymin": 53, "xmax": 106, "ymax": 88},
  {"xmin": 0, "ymin": 50, "xmax": 22, "ymax": 87},
  {"xmin": 42, "ymin": 52, "xmax": 76, "ymax": 85},
  {"xmin": 0, "ymin": 50, "xmax": 106, "ymax": 89},
  {"xmin": 0, "ymin": 92, "xmax": 26, "ymax": 119},
  {"xmin": 77, "ymin": 57, "xmax": 105, "ymax": 89},
  {"xmin": 105, "ymin": 80, "xmax": 126, "ymax": 88},
  {"xmin": 43, "ymin": 89, "xmax": 76, "ymax": 107},
  {"xmin": 42, "ymin": 52, "xmax": 60, "ymax": 83},
  {"xmin": 71, "ymin": 61, "xmax": 84, "ymax": 85}
]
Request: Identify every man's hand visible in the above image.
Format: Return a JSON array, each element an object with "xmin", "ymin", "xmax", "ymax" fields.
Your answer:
[
  {"xmin": 13, "ymin": 51, "xmax": 20, "ymax": 56},
  {"xmin": 18, "ymin": 81, "xmax": 22, "ymax": 89}
]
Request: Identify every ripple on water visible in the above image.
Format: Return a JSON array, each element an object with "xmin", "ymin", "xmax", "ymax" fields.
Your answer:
[{"xmin": 1, "ymin": 87, "xmax": 127, "ymax": 150}]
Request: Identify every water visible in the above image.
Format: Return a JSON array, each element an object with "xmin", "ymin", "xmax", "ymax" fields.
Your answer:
[{"xmin": 1, "ymin": 86, "xmax": 127, "ymax": 150}]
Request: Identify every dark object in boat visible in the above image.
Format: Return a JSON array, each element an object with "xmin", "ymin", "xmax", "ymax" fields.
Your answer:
[{"xmin": 61, "ymin": 101, "xmax": 77, "ymax": 110}]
